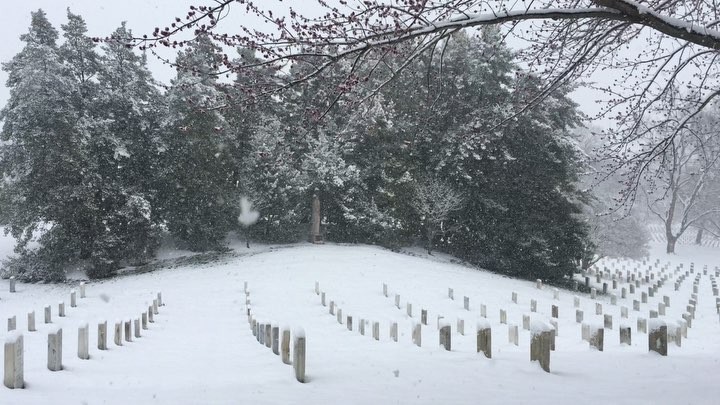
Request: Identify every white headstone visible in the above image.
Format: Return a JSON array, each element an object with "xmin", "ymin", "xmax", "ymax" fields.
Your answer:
[
  {"xmin": 293, "ymin": 329, "xmax": 306, "ymax": 383},
  {"xmin": 78, "ymin": 323, "xmax": 89, "ymax": 360},
  {"xmin": 98, "ymin": 321, "xmax": 107, "ymax": 350},
  {"xmin": 4, "ymin": 332, "xmax": 23, "ymax": 389},
  {"xmin": 47, "ymin": 329, "xmax": 63, "ymax": 371}
]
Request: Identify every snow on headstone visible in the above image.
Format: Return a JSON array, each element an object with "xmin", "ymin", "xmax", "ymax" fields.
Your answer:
[
  {"xmin": 529, "ymin": 320, "xmax": 553, "ymax": 372},
  {"xmin": 648, "ymin": 319, "xmax": 667, "ymax": 356}
]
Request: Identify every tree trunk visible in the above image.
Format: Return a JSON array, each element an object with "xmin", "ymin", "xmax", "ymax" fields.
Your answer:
[
  {"xmin": 695, "ymin": 228, "xmax": 704, "ymax": 245},
  {"xmin": 426, "ymin": 226, "xmax": 434, "ymax": 255},
  {"xmin": 666, "ymin": 235, "xmax": 677, "ymax": 254}
]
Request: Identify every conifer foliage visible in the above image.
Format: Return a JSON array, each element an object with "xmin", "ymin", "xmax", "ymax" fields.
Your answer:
[{"xmin": 1, "ymin": 11, "xmax": 593, "ymax": 282}]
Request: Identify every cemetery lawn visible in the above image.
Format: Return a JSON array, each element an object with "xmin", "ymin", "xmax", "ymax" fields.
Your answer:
[{"xmin": 0, "ymin": 235, "xmax": 719, "ymax": 404}]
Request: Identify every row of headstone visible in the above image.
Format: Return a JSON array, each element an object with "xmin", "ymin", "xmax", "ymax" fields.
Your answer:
[
  {"xmin": 248, "ymin": 282, "xmax": 304, "ymax": 382},
  {"xmin": 5, "ymin": 289, "xmax": 162, "ymax": 389}
]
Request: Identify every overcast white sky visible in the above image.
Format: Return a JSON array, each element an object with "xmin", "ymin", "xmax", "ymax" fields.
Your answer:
[{"xmin": 0, "ymin": 1, "xmax": 608, "ymax": 126}]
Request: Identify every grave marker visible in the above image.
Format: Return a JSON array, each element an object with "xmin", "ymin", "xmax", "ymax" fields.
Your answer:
[
  {"xmin": 293, "ymin": 328, "xmax": 306, "ymax": 383},
  {"xmin": 3, "ymin": 332, "xmax": 23, "ymax": 389},
  {"xmin": 476, "ymin": 320, "xmax": 492, "ymax": 358},
  {"xmin": 98, "ymin": 321, "xmax": 107, "ymax": 350},
  {"xmin": 78, "ymin": 323, "xmax": 89, "ymax": 360},
  {"xmin": 47, "ymin": 329, "xmax": 63, "ymax": 371}
]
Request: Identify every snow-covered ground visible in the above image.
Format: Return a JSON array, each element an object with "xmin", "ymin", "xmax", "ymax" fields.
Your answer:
[{"xmin": 0, "ymin": 235, "xmax": 718, "ymax": 404}]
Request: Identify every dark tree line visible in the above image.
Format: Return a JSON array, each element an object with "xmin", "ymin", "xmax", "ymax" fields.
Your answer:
[{"xmin": 1, "ymin": 10, "xmax": 596, "ymax": 282}]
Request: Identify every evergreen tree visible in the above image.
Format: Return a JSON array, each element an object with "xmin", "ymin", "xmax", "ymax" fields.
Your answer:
[
  {"xmin": 87, "ymin": 22, "xmax": 165, "ymax": 274},
  {"xmin": 158, "ymin": 35, "xmax": 237, "ymax": 251},
  {"xmin": 0, "ymin": 10, "xmax": 82, "ymax": 280}
]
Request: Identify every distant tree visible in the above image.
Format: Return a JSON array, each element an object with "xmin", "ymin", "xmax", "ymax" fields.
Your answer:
[
  {"xmin": 574, "ymin": 127, "xmax": 650, "ymax": 266},
  {"xmin": 643, "ymin": 106, "xmax": 720, "ymax": 254},
  {"xmin": 412, "ymin": 178, "xmax": 465, "ymax": 255}
]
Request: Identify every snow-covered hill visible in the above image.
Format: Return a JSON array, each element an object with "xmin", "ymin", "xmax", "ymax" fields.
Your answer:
[{"xmin": 0, "ymin": 240, "xmax": 718, "ymax": 404}]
